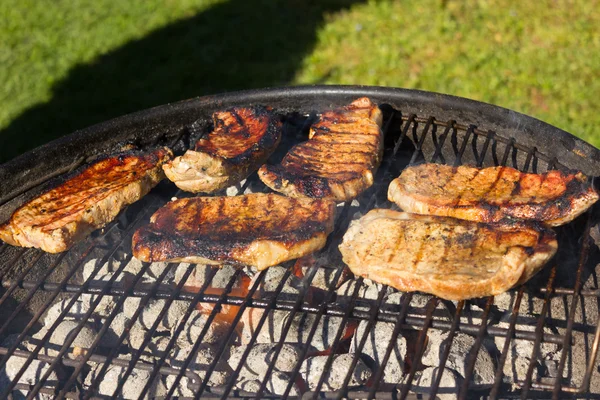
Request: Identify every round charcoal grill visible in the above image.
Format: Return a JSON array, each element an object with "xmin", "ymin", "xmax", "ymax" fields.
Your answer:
[{"xmin": 0, "ymin": 86, "xmax": 599, "ymax": 400}]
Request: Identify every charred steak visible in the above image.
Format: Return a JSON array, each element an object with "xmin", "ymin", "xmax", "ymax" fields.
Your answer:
[
  {"xmin": 0, "ymin": 147, "xmax": 172, "ymax": 253},
  {"xmin": 163, "ymin": 107, "xmax": 281, "ymax": 193},
  {"xmin": 132, "ymin": 193, "xmax": 335, "ymax": 270},
  {"xmin": 258, "ymin": 97, "xmax": 383, "ymax": 201},
  {"xmin": 389, "ymin": 163, "xmax": 599, "ymax": 226},
  {"xmin": 339, "ymin": 209, "xmax": 557, "ymax": 300}
]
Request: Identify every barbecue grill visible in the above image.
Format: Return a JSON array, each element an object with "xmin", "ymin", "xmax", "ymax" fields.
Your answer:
[{"xmin": 1, "ymin": 85, "xmax": 599, "ymax": 400}]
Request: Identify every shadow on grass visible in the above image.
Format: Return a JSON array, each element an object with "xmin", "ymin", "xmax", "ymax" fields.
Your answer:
[{"xmin": 0, "ymin": 0, "xmax": 363, "ymax": 163}]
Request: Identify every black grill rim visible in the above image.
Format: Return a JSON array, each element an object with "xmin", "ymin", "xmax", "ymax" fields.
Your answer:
[{"xmin": 1, "ymin": 86, "xmax": 600, "ymax": 400}]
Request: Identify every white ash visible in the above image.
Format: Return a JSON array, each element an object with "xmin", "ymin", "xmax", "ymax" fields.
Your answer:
[
  {"xmin": 123, "ymin": 298, "xmax": 188, "ymax": 331},
  {"xmin": 169, "ymin": 344, "xmax": 231, "ymax": 387},
  {"xmin": 0, "ymin": 335, "xmax": 58, "ymax": 399},
  {"xmin": 228, "ymin": 343, "xmax": 303, "ymax": 376},
  {"xmin": 226, "ymin": 180, "xmax": 246, "ymax": 197},
  {"xmin": 43, "ymin": 297, "xmax": 90, "ymax": 328},
  {"xmin": 48, "ymin": 320, "xmax": 97, "ymax": 358},
  {"xmin": 265, "ymin": 371, "xmax": 299, "ymax": 396},
  {"xmin": 276, "ymin": 312, "xmax": 344, "ymax": 352},
  {"xmin": 411, "ymin": 367, "xmax": 462, "ymax": 400},
  {"xmin": 173, "ymin": 264, "xmax": 243, "ymax": 290},
  {"xmin": 337, "ymin": 279, "xmax": 393, "ymax": 305},
  {"xmin": 240, "ymin": 308, "xmax": 288, "ymax": 345},
  {"xmin": 351, "ymin": 320, "xmax": 406, "ymax": 384},
  {"xmin": 421, "ymin": 331, "xmax": 495, "ymax": 385},
  {"xmin": 301, "ymin": 353, "xmax": 371, "ymax": 391},
  {"xmin": 253, "ymin": 266, "xmax": 301, "ymax": 296},
  {"xmin": 128, "ymin": 321, "xmax": 147, "ymax": 351},
  {"xmin": 173, "ymin": 263, "xmax": 209, "ymax": 287},
  {"xmin": 99, "ymin": 313, "xmax": 129, "ymax": 348},
  {"xmin": 174, "ymin": 309, "xmax": 229, "ymax": 347},
  {"xmin": 84, "ymin": 362, "xmax": 166, "ymax": 399},
  {"xmin": 301, "ymin": 266, "xmax": 340, "ymax": 291},
  {"xmin": 235, "ymin": 378, "xmax": 262, "ymax": 393}
]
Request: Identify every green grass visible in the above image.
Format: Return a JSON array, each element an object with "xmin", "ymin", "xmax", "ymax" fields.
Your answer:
[{"xmin": 1, "ymin": 0, "xmax": 600, "ymax": 163}]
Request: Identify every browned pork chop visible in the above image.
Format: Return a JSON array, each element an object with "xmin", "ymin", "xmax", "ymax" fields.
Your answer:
[
  {"xmin": 389, "ymin": 163, "xmax": 599, "ymax": 227},
  {"xmin": 0, "ymin": 148, "xmax": 172, "ymax": 253},
  {"xmin": 339, "ymin": 209, "xmax": 557, "ymax": 300},
  {"xmin": 258, "ymin": 97, "xmax": 383, "ymax": 201},
  {"xmin": 132, "ymin": 193, "xmax": 335, "ymax": 270},
  {"xmin": 163, "ymin": 107, "xmax": 281, "ymax": 193}
]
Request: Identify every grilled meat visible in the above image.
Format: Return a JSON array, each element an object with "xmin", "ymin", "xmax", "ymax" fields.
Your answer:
[
  {"xmin": 163, "ymin": 107, "xmax": 281, "ymax": 193},
  {"xmin": 339, "ymin": 209, "xmax": 557, "ymax": 300},
  {"xmin": 132, "ymin": 193, "xmax": 335, "ymax": 270},
  {"xmin": 258, "ymin": 97, "xmax": 383, "ymax": 201},
  {"xmin": 0, "ymin": 148, "xmax": 172, "ymax": 253},
  {"xmin": 389, "ymin": 163, "xmax": 599, "ymax": 226}
]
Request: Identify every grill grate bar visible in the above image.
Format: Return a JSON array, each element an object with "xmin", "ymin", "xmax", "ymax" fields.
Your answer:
[
  {"xmin": 489, "ymin": 287, "xmax": 526, "ymax": 398},
  {"xmin": 83, "ymin": 261, "xmax": 176, "ymax": 399},
  {"xmin": 0, "ymin": 202, "xmax": 161, "ymax": 399},
  {"xmin": 398, "ymin": 298, "xmax": 440, "ymax": 400},
  {"xmin": 164, "ymin": 268, "xmax": 248, "ymax": 398},
  {"xmin": 309, "ymin": 276, "xmax": 365, "ymax": 398},
  {"xmin": 137, "ymin": 266, "xmax": 220, "ymax": 399},
  {"xmin": 427, "ymin": 300, "xmax": 465, "ymax": 400},
  {"xmin": 552, "ymin": 209, "xmax": 594, "ymax": 399},
  {"xmin": 453, "ymin": 125, "xmax": 474, "ymax": 166},
  {"xmin": 253, "ymin": 265, "xmax": 334, "ymax": 399},
  {"xmin": 109, "ymin": 262, "xmax": 195, "ymax": 398},
  {"xmin": 218, "ymin": 265, "xmax": 304, "ymax": 399},
  {"xmin": 280, "ymin": 260, "xmax": 353, "ymax": 398},
  {"xmin": 334, "ymin": 286, "xmax": 387, "ymax": 400},
  {"xmin": 1, "ymin": 277, "xmax": 571, "ymax": 345},
  {"xmin": 55, "ymin": 260, "xmax": 157, "ymax": 400},
  {"xmin": 196, "ymin": 267, "xmax": 291, "ymax": 399},
  {"xmin": 458, "ymin": 296, "xmax": 494, "ymax": 399},
  {"xmin": 519, "ymin": 266, "xmax": 557, "ymax": 399},
  {"xmin": 367, "ymin": 293, "xmax": 413, "ymax": 399}
]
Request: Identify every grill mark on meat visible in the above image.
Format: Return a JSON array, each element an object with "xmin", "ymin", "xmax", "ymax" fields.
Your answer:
[
  {"xmin": 389, "ymin": 164, "xmax": 599, "ymax": 227},
  {"xmin": 164, "ymin": 107, "xmax": 281, "ymax": 193},
  {"xmin": 340, "ymin": 210, "xmax": 558, "ymax": 300},
  {"xmin": 132, "ymin": 193, "xmax": 335, "ymax": 269},
  {"xmin": 0, "ymin": 147, "xmax": 172, "ymax": 252},
  {"xmin": 258, "ymin": 97, "xmax": 383, "ymax": 201}
]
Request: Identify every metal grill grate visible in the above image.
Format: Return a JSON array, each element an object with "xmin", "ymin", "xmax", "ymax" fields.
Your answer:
[{"xmin": 0, "ymin": 104, "xmax": 599, "ymax": 400}]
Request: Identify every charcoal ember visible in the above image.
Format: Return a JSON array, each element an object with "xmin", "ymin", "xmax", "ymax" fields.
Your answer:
[
  {"xmin": 301, "ymin": 353, "xmax": 371, "ymax": 391},
  {"xmin": 351, "ymin": 320, "xmax": 406, "ymax": 383},
  {"xmin": 43, "ymin": 297, "xmax": 90, "ymax": 327},
  {"xmin": 99, "ymin": 313, "xmax": 130, "ymax": 348},
  {"xmin": 78, "ymin": 291, "xmax": 117, "ymax": 318},
  {"xmin": 175, "ymin": 310, "xmax": 229, "ymax": 346},
  {"xmin": 122, "ymin": 258, "xmax": 172, "ymax": 283},
  {"xmin": 266, "ymin": 371, "xmax": 300, "ymax": 396},
  {"xmin": 0, "ymin": 335, "xmax": 58, "ymax": 399},
  {"xmin": 301, "ymin": 266, "xmax": 341, "ymax": 290},
  {"xmin": 226, "ymin": 180, "xmax": 247, "ymax": 197},
  {"xmin": 173, "ymin": 263, "xmax": 208, "ymax": 286},
  {"xmin": 254, "ymin": 266, "xmax": 301, "ymax": 296},
  {"xmin": 123, "ymin": 298, "xmax": 188, "ymax": 331},
  {"xmin": 240, "ymin": 308, "xmax": 288, "ymax": 345},
  {"xmin": 128, "ymin": 321, "xmax": 147, "ymax": 351},
  {"xmin": 228, "ymin": 343, "xmax": 303, "ymax": 376},
  {"xmin": 169, "ymin": 344, "xmax": 231, "ymax": 387},
  {"xmin": 48, "ymin": 320, "xmax": 97, "ymax": 358},
  {"xmin": 276, "ymin": 312, "xmax": 344, "ymax": 352},
  {"xmin": 411, "ymin": 367, "xmax": 462, "ymax": 400},
  {"xmin": 337, "ymin": 279, "xmax": 392, "ymax": 305},
  {"xmin": 84, "ymin": 362, "xmax": 166, "ymax": 399},
  {"xmin": 235, "ymin": 378, "xmax": 262, "ymax": 392},
  {"xmin": 422, "ymin": 331, "xmax": 495, "ymax": 385}
]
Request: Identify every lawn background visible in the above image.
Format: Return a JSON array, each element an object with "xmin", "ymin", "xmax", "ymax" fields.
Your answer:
[{"xmin": 1, "ymin": 0, "xmax": 599, "ymax": 163}]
